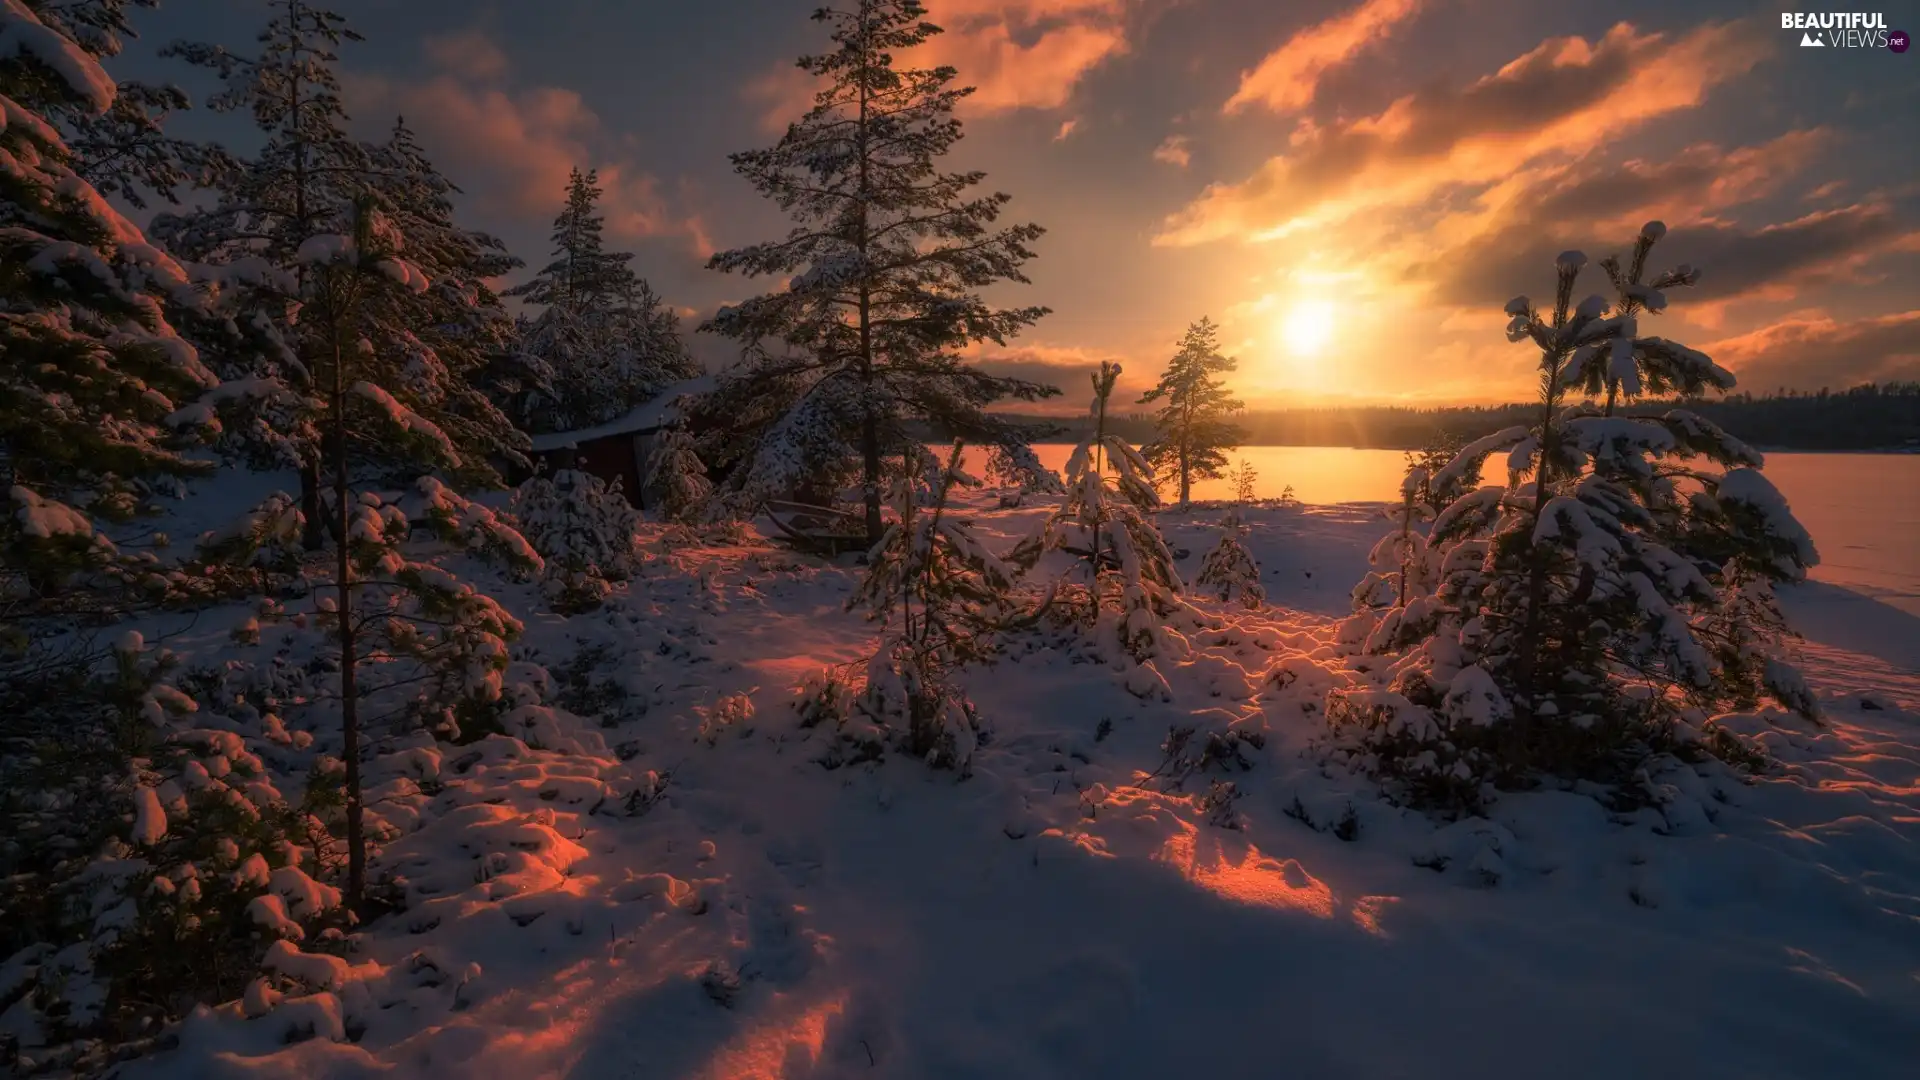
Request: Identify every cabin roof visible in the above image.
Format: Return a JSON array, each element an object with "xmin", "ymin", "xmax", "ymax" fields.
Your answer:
[{"xmin": 527, "ymin": 374, "xmax": 716, "ymax": 453}]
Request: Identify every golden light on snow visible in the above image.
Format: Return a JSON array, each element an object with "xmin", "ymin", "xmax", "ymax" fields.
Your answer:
[
  {"xmin": 1280, "ymin": 297, "xmax": 1335, "ymax": 356},
  {"xmin": 1155, "ymin": 823, "xmax": 1335, "ymax": 919}
]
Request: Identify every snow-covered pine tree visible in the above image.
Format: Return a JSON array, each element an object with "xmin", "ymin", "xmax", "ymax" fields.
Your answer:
[
  {"xmin": 984, "ymin": 441, "xmax": 1064, "ymax": 507},
  {"xmin": 699, "ymin": 0, "xmax": 1058, "ymax": 543},
  {"xmin": 1561, "ymin": 221, "xmax": 1727, "ymax": 416},
  {"xmin": 1406, "ymin": 432, "xmax": 1480, "ymax": 515},
  {"xmin": 1196, "ymin": 509, "xmax": 1263, "ymax": 609},
  {"xmin": 157, "ymin": 8, "xmax": 532, "ymax": 534},
  {"xmin": 1556, "ymin": 223, "xmax": 1818, "ymax": 723},
  {"xmin": 506, "ymin": 168, "xmax": 697, "ymax": 433},
  {"xmin": 1337, "ymin": 465, "xmax": 1442, "ymax": 653},
  {"xmin": 646, "ymin": 423, "xmax": 713, "ymax": 525},
  {"xmin": 151, "ymin": 0, "xmax": 371, "ymax": 545},
  {"xmin": 1011, "ymin": 362, "xmax": 1187, "ymax": 695},
  {"xmin": 354, "ymin": 116, "xmax": 531, "ymax": 488},
  {"xmin": 30, "ymin": 0, "xmax": 237, "ymax": 211},
  {"xmin": 285, "ymin": 199, "xmax": 540, "ymax": 907},
  {"xmin": 1, "ymin": 0, "xmax": 223, "ymax": 616},
  {"xmin": 1139, "ymin": 317, "xmax": 1245, "ymax": 505},
  {"xmin": 511, "ymin": 465, "xmax": 643, "ymax": 612},
  {"xmin": 845, "ymin": 441, "xmax": 1018, "ymax": 769},
  {"xmin": 0, "ymin": 630, "xmax": 347, "ymax": 1066},
  {"xmin": 1327, "ymin": 228, "xmax": 1820, "ymax": 810},
  {"xmin": 0, "ymin": 8, "xmax": 342, "ymax": 1059}
]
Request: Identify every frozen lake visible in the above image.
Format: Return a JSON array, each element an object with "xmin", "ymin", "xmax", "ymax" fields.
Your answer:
[{"xmin": 994, "ymin": 444, "xmax": 1920, "ymax": 621}]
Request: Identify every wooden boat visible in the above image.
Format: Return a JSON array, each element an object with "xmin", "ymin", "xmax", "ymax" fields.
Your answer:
[{"xmin": 759, "ymin": 499, "xmax": 871, "ymax": 556}]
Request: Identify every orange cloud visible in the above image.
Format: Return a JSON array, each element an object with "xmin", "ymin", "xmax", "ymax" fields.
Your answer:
[
  {"xmin": 1225, "ymin": 0, "xmax": 1423, "ymax": 114},
  {"xmin": 1054, "ymin": 117, "xmax": 1080, "ymax": 141},
  {"xmin": 348, "ymin": 35, "xmax": 710, "ymax": 257},
  {"xmin": 742, "ymin": 0, "xmax": 1128, "ymax": 129},
  {"xmin": 1706, "ymin": 311, "xmax": 1920, "ymax": 391},
  {"xmin": 1158, "ymin": 21, "xmax": 1771, "ymax": 246}
]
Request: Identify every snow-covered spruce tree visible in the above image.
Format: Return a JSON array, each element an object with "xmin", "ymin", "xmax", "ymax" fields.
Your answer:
[
  {"xmin": 645, "ymin": 422, "xmax": 713, "ymax": 525},
  {"xmin": 841, "ymin": 441, "xmax": 1018, "ymax": 770},
  {"xmin": 1196, "ymin": 509, "xmax": 1264, "ymax": 609},
  {"xmin": 511, "ymin": 465, "xmax": 643, "ymax": 613},
  {"xmin": 0, "ymin": 0, "xmax": 227, "ymax": 623},
  {"xmin": 1139, "ymin": 317, "xmax": 1245, "ymax": 505},
  {"xmin": 506, "ymin": 167, "xmax": 697, "ymax": 433},
  {"xmin": 1010, "ymin": 362, "xmax": 1189, "ymax": 697},
  {"xmin": 699, "ymin": 0, "xmax": 1058, "ymax": 543},
  {"xmin": 1325, "ymin": 229, "xmax": 1819, "ymax": 812},
  {"xmin": 283, "ymin": 200, "xmax": 539, "ymax": 908},
  {"xmin": 356, "ymin": 116, "xmax": 531, "ymax": 488}
]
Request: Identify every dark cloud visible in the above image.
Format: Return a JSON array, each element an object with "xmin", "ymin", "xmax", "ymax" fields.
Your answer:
[{"xmin": 1421, "ymin": 204, "xmax": 1906, "ymax": 310}]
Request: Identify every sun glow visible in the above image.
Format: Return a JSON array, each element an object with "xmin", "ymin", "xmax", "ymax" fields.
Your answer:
[{"xmin": 1281, "ymin": 298, "xmax": 1335, "ymax": 356}]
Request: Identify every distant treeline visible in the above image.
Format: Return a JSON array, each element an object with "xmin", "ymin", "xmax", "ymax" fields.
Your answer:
[{"xmin": 978, "ymin": 382, "xmax": 1920, "ymax": 452}]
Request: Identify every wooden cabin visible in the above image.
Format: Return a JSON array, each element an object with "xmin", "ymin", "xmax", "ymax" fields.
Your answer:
[{"xmin": 525, "ymin": 375, "xmax": 715, "ymax": 510}]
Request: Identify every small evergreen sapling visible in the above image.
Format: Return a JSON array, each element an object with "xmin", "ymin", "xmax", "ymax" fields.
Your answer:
[
  {"xmin": 843, "ymin": 442, "xmax": 1017, "ymax": 770},
  {"xmin": 511, "ymin": 467, "xmax": 644, "ymax": 612},
  {"xmin": 1231, "ymin": 459, "xmax": 1258, "ymax": 504},
  {"xmin": 1196, "ymin": 510, "xmax": 1264, "ymax": 609},
  {"xmin": 646, "ymin": 424, "xmax": 714, "ymax": 525},
  {"xmin": 1012, "ymin": 363, "xmax": 1189, "ymax": 694},
  {"xmin": 1339, "ymin": 466, "xmax": 1442, "ymax": 654}
]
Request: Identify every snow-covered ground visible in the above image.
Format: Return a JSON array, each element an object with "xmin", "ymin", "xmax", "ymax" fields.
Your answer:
[{"xmin": 114, "ymin": 488, "xmax": 1920, "ymax": 1080}]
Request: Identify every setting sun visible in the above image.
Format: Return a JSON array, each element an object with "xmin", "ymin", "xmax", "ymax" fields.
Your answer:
[{"xmin": 1281, "ymin": 298, "xmax": 1335, "ymax": 356}]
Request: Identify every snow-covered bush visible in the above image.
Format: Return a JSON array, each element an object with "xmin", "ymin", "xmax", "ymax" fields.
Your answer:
[
  {"xmin": 1196, "ymin": 510, "xmax": 1264, "ymax": 608},
  {"xmin": 0, "ymin": 637, "xmax": 344, "ymax": 1068},
  {"xmin": 985, "ymin": 441, "xmax": 1064, "ymax": 506},
  {"xmin": 1327, "ymin": 225, "xmax": 1820, "ymax": 811},
  {"xmin": 512, "ymin": 468, "xmax": 643, "ymax": 612},
  {"xmin": 646, "ymin": 425, "xmax": 713, "ymax": 525},
  {"xmin": 1011, "ymin": 363, "xmax": 1192, "ymax": 692},
  {"xmin": 1338, "ymin": 467, "xmax": 1441, "ymax": 653}
]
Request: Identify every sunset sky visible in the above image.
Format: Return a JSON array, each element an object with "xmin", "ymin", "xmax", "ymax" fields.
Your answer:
[{"xmin": 120, "ymin": 0, "xmax": 1920, "ymax": 407}]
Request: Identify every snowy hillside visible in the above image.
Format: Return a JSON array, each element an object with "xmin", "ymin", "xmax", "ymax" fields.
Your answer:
[{"xmin": 63, "ymin": 483, "xmax": 1915, "ymax": 1080}]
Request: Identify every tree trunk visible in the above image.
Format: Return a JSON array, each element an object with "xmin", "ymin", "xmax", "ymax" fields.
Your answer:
[
  {"xmin": 854, "ymin": 8, "xmax": 882, "ymax": 547},
  {"xmin": 328, "ymin": 309, "xmax": 366, "ymax": 912},
  {"xmin": 299, "ymin": 461, "xmax": 325, "ymax": 550}
]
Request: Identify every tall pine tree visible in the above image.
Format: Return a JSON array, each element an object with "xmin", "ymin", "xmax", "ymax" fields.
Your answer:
[
  {"xmin": 1139, "ymin": 317, "xmax": 1244, "ymax": 506},
  {"xmin": 507, "ymin": 168, "xmax": 697, "ymax": 432},
  {"xmin": 156, "ymin": 3, "xmax": 527, "ymax": 532},
  {"xmin": 699, "ymin": 0, "xmax": 1058, "ymax": 544}
]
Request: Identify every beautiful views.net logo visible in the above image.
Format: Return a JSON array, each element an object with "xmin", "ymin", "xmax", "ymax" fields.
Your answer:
[{"xmin": 1780, "ymin": 12, "xmax": 1909, "ymax": 50}]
